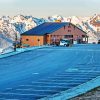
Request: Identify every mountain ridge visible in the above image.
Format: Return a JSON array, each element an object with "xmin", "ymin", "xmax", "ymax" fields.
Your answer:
[{"xmin": 0, "ymin": 14, "xmax": 100, "ymax": 54}]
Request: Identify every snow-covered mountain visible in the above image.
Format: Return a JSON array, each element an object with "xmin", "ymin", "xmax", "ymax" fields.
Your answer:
[
  {"xmin": 0, "ymin": 15, "xmax": 48, "ymax": 54},
  {"xmin": 0, "ymin": 33, "xmax": 14, "ymax": 54},
  {"xmin": 0, "ymin": 14, "xmax": 100, "ymax": 54}
]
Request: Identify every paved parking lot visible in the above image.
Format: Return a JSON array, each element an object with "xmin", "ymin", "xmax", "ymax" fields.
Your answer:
[{"xmin": 0, "ymin": 44, "xmax": 100, "ymax": 99}]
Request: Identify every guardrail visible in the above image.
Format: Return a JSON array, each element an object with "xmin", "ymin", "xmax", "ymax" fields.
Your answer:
[{"xmin": 0, "ymin": 45, "xmax": 50, "ymax": 59}]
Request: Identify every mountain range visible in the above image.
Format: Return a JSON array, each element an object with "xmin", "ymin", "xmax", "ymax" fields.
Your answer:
[{"xmin": 0, "ymin": 14, "xmax": 100, "ymax": 54}]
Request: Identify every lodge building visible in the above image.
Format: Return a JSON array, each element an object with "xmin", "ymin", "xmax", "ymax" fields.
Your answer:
[{"xmin": 21, "ymin": 22, "xmax": 88, "ymax": 47}]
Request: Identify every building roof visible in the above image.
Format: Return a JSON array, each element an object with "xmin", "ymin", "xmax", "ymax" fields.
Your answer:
[{"xmin": 22, "ymin": 22, "xmax": 69, "ymax": 36}]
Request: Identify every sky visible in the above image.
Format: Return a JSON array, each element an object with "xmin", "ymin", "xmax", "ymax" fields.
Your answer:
[{"xmin": 0, "ymin": 0, "xmax": 99, "ymax": 17}]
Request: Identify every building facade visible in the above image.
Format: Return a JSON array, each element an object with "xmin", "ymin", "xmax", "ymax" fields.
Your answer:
[{"xmin": 21, "ymin": 22, "xmax": 88, "ymax": 47}]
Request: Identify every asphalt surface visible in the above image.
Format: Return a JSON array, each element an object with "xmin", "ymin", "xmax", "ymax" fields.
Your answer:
[{"xmin": 0, "ymin": 44, "xmax": 100, "ymax": 100}]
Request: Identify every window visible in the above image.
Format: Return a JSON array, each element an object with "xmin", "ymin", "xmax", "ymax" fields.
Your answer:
[
  {"xmin": 68, "ymin": 30, "xmax": 71, "ymax": 32},
  {"xmin": 26, "ymin": 39, "xmax": 29, "ymax": 41},
  {"xmin": 64, "ymin": 35, "xmax": 73, "ymax": 38},
  {"xmin": 68, "ymin": 25, "xmax": 71, "ymax": 28},
  {"xmin": 37, "ymin": 38, "xmax": 40, "ymax": 41},
  {"xmin": 64, "ymin": 26, "xmax": 66, "ymax": 30},
  {"xmin": 47, "ymin": 35, "xmax": 49, "ymax": 37}
]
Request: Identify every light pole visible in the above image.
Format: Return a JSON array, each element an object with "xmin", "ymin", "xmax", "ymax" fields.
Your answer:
[{"xmin": 13, "ymin": 33, "xmax": 17, "ymax": 51}]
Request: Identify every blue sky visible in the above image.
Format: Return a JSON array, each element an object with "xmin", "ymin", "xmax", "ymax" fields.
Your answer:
[{"xmin": 0, "ymin": 0, "xmax": 99, "ymax": 17}]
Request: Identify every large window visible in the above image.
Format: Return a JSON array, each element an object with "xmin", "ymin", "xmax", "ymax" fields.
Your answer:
[
  {"xmin": 68, "ymin": 30, "xmax": 71, "ymax": 32},
  {"xmin": 64, "ymin": 35, "xmax": 73, "ymax": 38}
]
